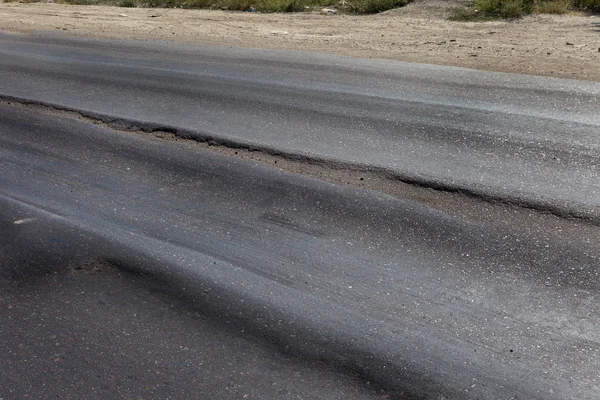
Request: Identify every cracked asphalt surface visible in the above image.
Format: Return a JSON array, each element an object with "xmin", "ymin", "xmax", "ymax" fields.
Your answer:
[{"xmin": 0, "ymin": 32, "xmax": 599, "ymax": 399}]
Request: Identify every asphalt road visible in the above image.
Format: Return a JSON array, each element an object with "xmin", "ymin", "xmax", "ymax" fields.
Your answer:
[
  {"xmin": 0, "ymin": 31, "xmax": 599, "ymax": 220},
  {"xmin": 1, "ymin": 32, "xmax": 599, "ymax": 399}
]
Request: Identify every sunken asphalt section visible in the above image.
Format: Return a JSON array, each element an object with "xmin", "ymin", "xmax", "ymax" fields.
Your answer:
[
  {"xmin": 0, "ymin": 31, "xmax": 599, "ymax": 399},
  {"xmin": 2, "ymin": 104, "xmax": 600, "ymax": 399}
]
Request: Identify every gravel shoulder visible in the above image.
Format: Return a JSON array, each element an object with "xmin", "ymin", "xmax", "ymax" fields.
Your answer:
[{"xmin": 1, "ymin": 1, "xmax": 599, "ymax": 81}]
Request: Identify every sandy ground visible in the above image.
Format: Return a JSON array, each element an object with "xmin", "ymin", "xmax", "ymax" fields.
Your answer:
[{"xmin": 0, "ymin": 1, "xmax": 599, "ymax": 81}]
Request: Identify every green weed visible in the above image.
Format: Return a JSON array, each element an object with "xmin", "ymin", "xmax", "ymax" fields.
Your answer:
[{"xmin": 450, "ymin": 0, "xmax": 599, "ymax": 20}]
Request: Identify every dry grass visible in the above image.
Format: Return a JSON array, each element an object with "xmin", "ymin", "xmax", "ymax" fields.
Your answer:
[
  {"xmin": 450, "ymin": 0, "xmax": 599, "ymax": 19},
  {"xmin": 49, "ymin": 0, "xmax": 410, "ymax": 12}
]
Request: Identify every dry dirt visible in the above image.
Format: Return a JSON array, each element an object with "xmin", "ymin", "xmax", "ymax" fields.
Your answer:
[{"xmin": 0, "ymin": 1, "xmax": 599, "ymax": 80}]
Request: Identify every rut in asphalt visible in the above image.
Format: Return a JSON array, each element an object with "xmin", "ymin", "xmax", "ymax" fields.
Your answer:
[{"xmin": 2, "ymin": 95, "xmax": 598, "ymax": 226}]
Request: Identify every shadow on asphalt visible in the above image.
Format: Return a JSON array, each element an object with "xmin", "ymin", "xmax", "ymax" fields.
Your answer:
[{"xmin": 0, "ymin": 260, "xmax": 389, "ymax": 400}]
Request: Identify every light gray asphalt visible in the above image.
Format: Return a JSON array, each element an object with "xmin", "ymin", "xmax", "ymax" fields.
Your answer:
[
  {"xmin": 0, "ymin": 31, "xmax": 599, "ymax": 220},
  {"xmin": 1, "ymin": 104, "xmax": 600, "ymax": 399}
]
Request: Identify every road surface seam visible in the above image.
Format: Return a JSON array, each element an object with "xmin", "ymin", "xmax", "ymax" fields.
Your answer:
[{"xmin": 2, "ymin": 94, "xmax": 598, "ymax": 226}]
